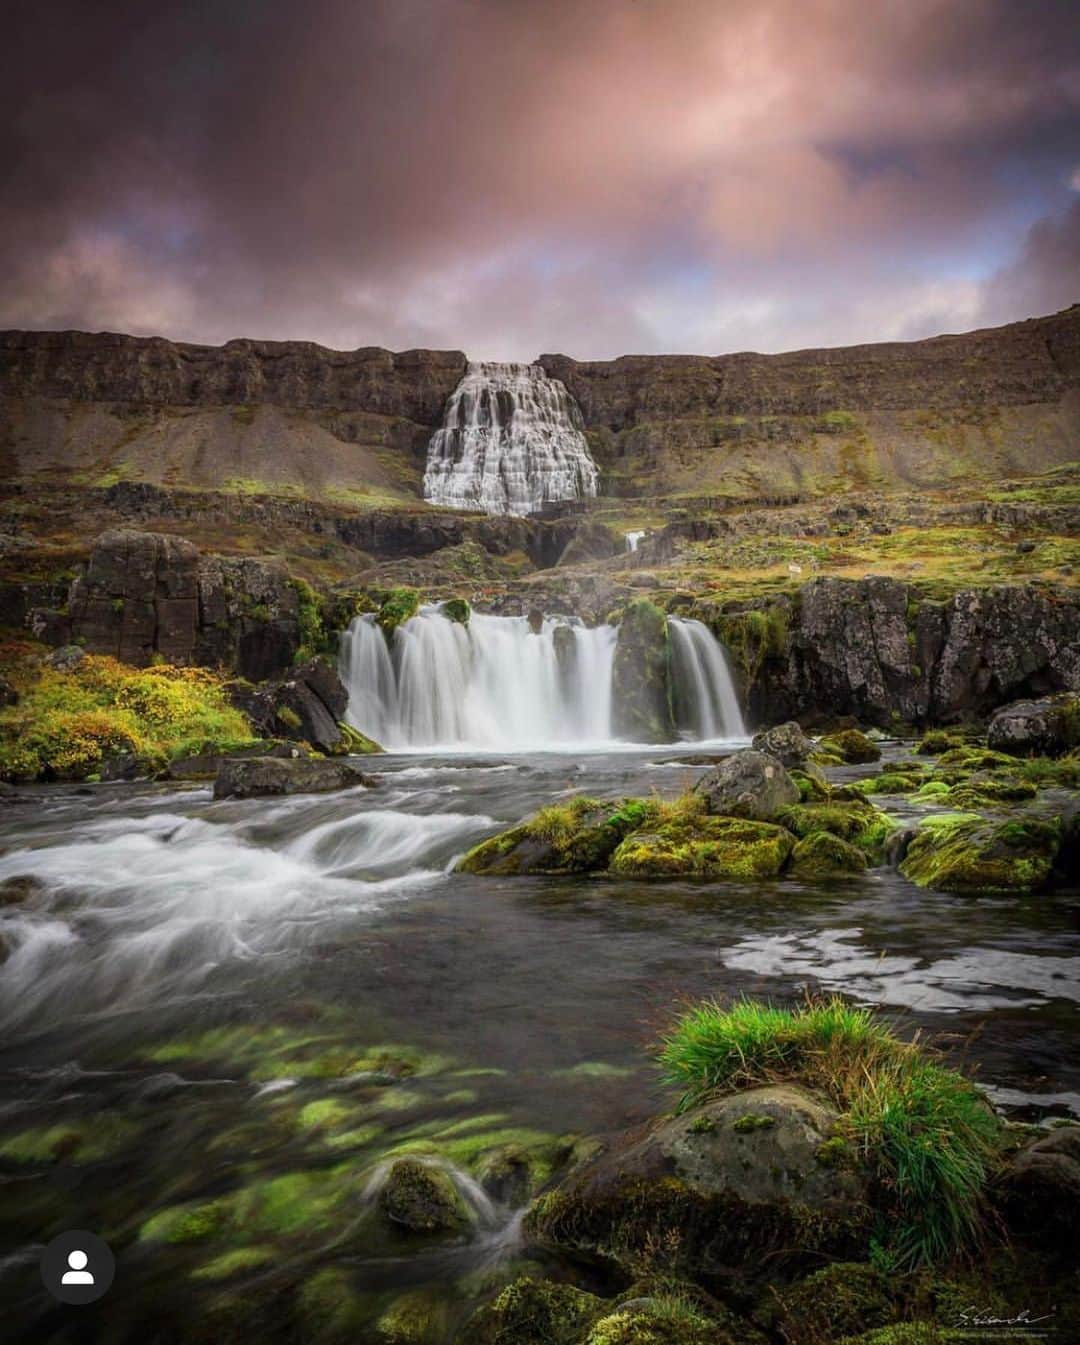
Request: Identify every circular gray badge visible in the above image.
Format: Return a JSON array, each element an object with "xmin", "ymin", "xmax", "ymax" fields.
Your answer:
[{"xmin": 40, "ymin": 1230, "xmax": 115, "ymax": 1305}]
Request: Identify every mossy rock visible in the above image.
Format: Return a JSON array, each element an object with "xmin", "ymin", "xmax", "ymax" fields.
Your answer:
[
  {"xmin": 377, "ymin": 587, "xmax": 420, "ymax": 635},
  {"xmin": 900, "ymin": 813, "xmax": 1063, "ymax": 894},
  {"xmin": 335, "ymin": 721, "xmax": 383, "ymax": 755},
  {"xmin": 458, "ymin": 797, "xmax": 651, "ymax": 875},
  {"xmin": 916, "ymin": 731, "xmax": 964, "ymax": 755},
  {"xmin": 817, "ymin": 729, "xmax": 882, "ymax": 764},
  {"xmin": 441, "ymin": 597, "xmax": 470, "ymax": 625},
  {"xmin": 790, "ymin": 763, "xmax": 831, "ymax": 801},
  {"xmin": 466, "ymin": 1276, "xmax": 604, "ymax": 1345},
  {"xmin": 776, "ymin": 800, "xmax": 896, "ymax": 862},
  {"xmin": 789, "ymin": 831, "xmax": 868, "ymax": 878},
  {"xmin": 583, "ymin": 1298, "xmax": 734, "ymax": 1344},
  {"xmin": 770, "ymin": 1262, "xmax": 896, "ymax": 1343},
  {"xmin": 943, "ymin": 772, "xmax": 1038, "ymax": 808},
  {"xmin": 297, "ymin": 1266, "xmax": 368, "ymax": 1341},
  {"xmin": 374, "ymin": 1289, "xmax": 450, "ymax": 1343},
  {"xmin": 836, "ymin": 1327, "xmax": 945, "ymax": 1345},
  {"xmin": 611, "ymin": 599, "xmax": 675, "ymax": 743},
  {"xmin": 380, "ymin": 1158, "xmax": 467, "ymax": 1234},
  {"xmin": 609, "ymin": 815, "xmax": 794, "ymax": 879}
]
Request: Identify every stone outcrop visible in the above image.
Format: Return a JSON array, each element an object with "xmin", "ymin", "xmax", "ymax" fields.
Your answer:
[
  {"xmin": 611, "ymin": 599, "xmax": 674, "ymax": 742},
  {"xmin": 22, "ymin": 528, "xmax": 310, "ymax": 679},
  {"xmin": 750, "ymin": 721, "xmax": 814, "ymax": 767},
  {"xmin": 235, "ymin": 656, "xmax": 358, "ymax": 755},
  {"xmin": 721, "ymin": 578, "xmax": 1080, "ymax": 727}
]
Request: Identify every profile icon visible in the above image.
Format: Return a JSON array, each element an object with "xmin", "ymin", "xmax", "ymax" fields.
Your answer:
[
  {"xmin": 61, "ymin": 1249, "xmax": 94, "ymax": 1285},
  {"xmin": 40, "ymin": 1230, "xmax": 114, "ymax": 1304}
]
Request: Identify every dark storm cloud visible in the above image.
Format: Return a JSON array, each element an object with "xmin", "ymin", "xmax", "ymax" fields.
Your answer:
[{"xmin": 2, "ymin": 0, "xmax": 1078, "ymax": 357}]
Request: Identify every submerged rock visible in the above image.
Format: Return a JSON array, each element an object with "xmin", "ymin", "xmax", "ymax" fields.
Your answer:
[
  {"xmin": 381, "ymin": 1158, "xmax": 467, "ymax": 1234},
  {"xmin": 997, "ymin": 1123, "xmax": 1080, "ymax": 1253},
  {"xmin": 988, "ymin": 693, "xmax": 1080, "ymax": 758},
  {"xmin": 526, "ymin": 1084, "xmax": 871, "ymax": 1283},
  {"xmin": 693, "ymin": 748, "xmax": 800, "ymax": 820},
  {"xmin": 213, "ymin": 756, "xmax": 378, "ymax": 799}
]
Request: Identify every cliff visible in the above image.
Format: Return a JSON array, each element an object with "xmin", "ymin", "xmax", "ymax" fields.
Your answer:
[{"xmin": 1, "ymin": 308, "xmax": 1078, "ymax": 508}]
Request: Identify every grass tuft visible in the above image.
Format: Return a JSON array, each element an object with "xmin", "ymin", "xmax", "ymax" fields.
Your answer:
[{"xmin": 658, "ymin": 996, "xmax": 1000, "ymax": 1267}]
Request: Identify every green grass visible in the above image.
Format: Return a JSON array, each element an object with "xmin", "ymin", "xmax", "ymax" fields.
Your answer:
[{"xmin": 657, "ymin": 997, "xmax": 1001, "ymax": 1267}]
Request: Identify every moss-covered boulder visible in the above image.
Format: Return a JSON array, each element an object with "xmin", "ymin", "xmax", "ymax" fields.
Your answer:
[
  {"xmin": 817, "ymin": 729, "xmax": 882, "ymax": 764},
  {"xmin": 374, "ymin": 1289, "xmax": 449, "ymax": 1343},
  {"xmin": 609, "ymin": 815, "xmax": 794, "ymax": 879},
  {"xmin": 377, "ymin": 587, "xmax": 420, "ymax": 635},
  {"xmin": 526, "ymin": 1085, "xmax": 871, "ymax": 1284},
  {"xmin": 769, "ymin": 1262, "xmax": 896, "ymax": 1344},
  {"xmin": 458, "ymin": 797, "xmax": 650, "ymax": 875},
  {"xmin": 751, "ymin": 720, "xmax": 814, "ymax": 768},
  {"xmin": 789, "ymin": 831, "xmax": 868, "ymax": 878},
  {"xmin": 776, "ymin": 799, "xmax": 896, "ymax": 862},
  {"xmin": 465, "ymin": 1276, "xmax": 604, "ymax": 1345},
  {"xmin": 440, "ymin": 597, "xmax": 470, "ymax": 626},
  {"xmin": 582, "ymin": 1298, "xmax": 736, "ymax": 1344},
  {"xmin": 380, "ymin": 1158, "xmax": 467, "ymax": 1234},
  {"xmin": 611, "ymin": 600, "xmax": 675, "ymax": 743},
  {"xmin": 693, "ymin": 748, "xmax": 800, "ymax": 820},
  {"xmin": 899, "ymin": 813, "xmax": 1063, "ymax": 894}
]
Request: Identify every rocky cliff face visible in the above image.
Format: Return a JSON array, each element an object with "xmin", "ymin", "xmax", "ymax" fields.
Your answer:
[
  {"xmin": 710, "ymin": 578, "xmax": 1080, "ymax": 727},
  {"xmin": 3, "ymin": 309, "xmax": 1078, "ymax": 506}
]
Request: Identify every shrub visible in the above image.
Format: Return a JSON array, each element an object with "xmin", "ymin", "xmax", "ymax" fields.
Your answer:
[{"xmin": 658, "ymin": 997, "xmax": 1001, "ymax": 1267}]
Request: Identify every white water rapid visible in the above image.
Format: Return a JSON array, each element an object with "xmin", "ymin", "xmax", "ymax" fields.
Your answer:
[
  {"xmin": 339, "ymin": 606, "xmax": 745, "ymax": 750},
  {"xmin": 624, "ymin": 530, "xmax": 645, "ymax": 552},
  {"xmin": 422, "ymin": 362, "xmax": 599, "ymax": 516}
]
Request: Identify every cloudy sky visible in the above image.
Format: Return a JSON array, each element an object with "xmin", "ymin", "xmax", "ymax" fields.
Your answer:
[{"xmin": 2, "ymin": 0, "xmax": 1078, "ymax": 359}]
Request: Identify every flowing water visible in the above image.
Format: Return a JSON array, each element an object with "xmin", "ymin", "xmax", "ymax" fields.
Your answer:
[
  {"xmin": 422, "ymin": 362, "xmax": 599, "ymax": 516},
  {"xmin": 338, "ymin": 606, "xmax": 745, "ymax": 750},
  {"xmin": 1, "ymin": 748, "xmax": 1078, "ymax": 1341}
]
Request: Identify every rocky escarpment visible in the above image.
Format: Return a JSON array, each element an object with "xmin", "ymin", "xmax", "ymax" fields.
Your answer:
[
  {"xmin": 700, "ymin": 577, "xmax": 1080, "ymax": 727},
  {"xmin": 11, "ymin": 528, "xmax": 315, "ymax": 680},
  {"xmin": 541, "ymin": 306, "xmax": 1080, "ymax": 500}
]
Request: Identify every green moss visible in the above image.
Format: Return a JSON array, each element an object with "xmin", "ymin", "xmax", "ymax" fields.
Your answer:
[
  {"xmin": 774, "ymin": 1263, "xmax": 895, "ymax": 1341},
  {"xmin": 297, "ymin": 1267, "xmax": 367, "ymax": 1339},
  {"xmin": 441, "ymin": 597, "xmax": 470, "ymax": 625},
  {"xmin": 336, "ymin": 720, "xmax": 383, "ymax": 754},
  {"xmin": 900, "ymin": 813, "xmax": 1062, "ymax": 894},
  {"xmin": 789, "ymin": 830, "xmax": 868, "ymax": 877},
  {"xmin": 790, "ymin": 765, "xmax": 831, "ymax": 801},
  {"xmin": 467, "ymin": 1275, "xmax": 604, "ymax": 1345},
  {"xmin": 817, "ymin": 729, "xmax": 882, "ymax": 764},
  {"xmin": 140, "ymin": 1199, "xmax": 230, "ymax": 1244},
  {"xmin": 374, "ymin": 1290, "xmax": 449, "ymax": 1343},
  {"xmin": 377, "ymin": 587, "xmax": 421, "ymax": 636},
  {"xmin": 584, "ymin": 1295, "xmax": 727, "ymax": 1344},
  {"xmin": 916, "ymin": 731, "xmax": 964, "ymax": 755},
  {"xmin": 816, "ymin": 1135, "xmax": 857, "ymax": 1168},
  {"xmin": 191, "ymin": 1246, "xmax": 276, "ymax": 1281},
  {"xmin": 458, "ymin": 795, "xmax": 655, "ymax": 875},
  {"xmin": 276, "ymin": 705, "xmax": 302, "ymax": 730},
  {"xmin": 733, "ymin": 1112, "xmax": 777, "ymax": 1133},
  {"xmin": 381, "ymin": 1158, "xmax": 467, "ymax": 1233},
  {"xmin": 291, "ymin": 578, "xmax": 329, "ymax": 661},
  {"xmin": 0, "ymin": 1116, "xmax": 140, "ymax": 1164},
  {"xmin": 297, "ymin": 1098, "xmax": 353, "ymax": 1130},
  {"xmin": 609, "ymin": 814, "xmax": 794, "ymax": 879},
  {"xmin": 776, "ymin": 800, "xmax": 895, "ymax": 861}
]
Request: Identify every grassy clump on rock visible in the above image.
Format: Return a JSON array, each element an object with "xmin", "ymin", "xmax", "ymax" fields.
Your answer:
[
  {"xmin": 899, "ymin": 812, "xmax": 1063, "ymax": 894},
  {"xmin": 658, "ymin": 997, "xmax": 1001, "ymax": 1267},
  {"xmin": 376, "ymin": 586, "xmax": 421, "ymax": 635},
  {"xmin": 0, "ymin": 645, "xmax": 255, "ymax": 782}
]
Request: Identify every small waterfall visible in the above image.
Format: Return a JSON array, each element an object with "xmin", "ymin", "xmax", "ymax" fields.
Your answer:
[
  {"xmin": 423, "ymin": 362, "xmax": 599, "ymax": 517},
  {"xmin": 669, "ymin": 618, "xmax": 747, "ymax": 740},
  {"xmin": 624, "ymin": 530, "xmax": 645, "ymax": 552},
  {"xmin": 340, "ymin": 605, "xmax": 745, "ymax": 750}
]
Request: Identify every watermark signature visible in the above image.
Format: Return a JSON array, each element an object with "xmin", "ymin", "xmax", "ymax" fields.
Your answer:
[{"xmin": 949, "ymin": 1304, "xmax": 1057, "ymax": 1339}]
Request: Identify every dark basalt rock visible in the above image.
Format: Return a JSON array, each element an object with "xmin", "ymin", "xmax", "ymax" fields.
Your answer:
[
  {"xmin": 236, "ymin": 657, "xmax": 354, "ymax": 754},
  {"xmin": 213, "ymin": 756, "xmax": 377, "ymax": 799},
  {"xmin": 751, "ymin": 720, "xmax": 814, "ymax": 767},
  {"xmin": 997, "ymin": 1124, "xmax": 1080, "ymax": 1253}
]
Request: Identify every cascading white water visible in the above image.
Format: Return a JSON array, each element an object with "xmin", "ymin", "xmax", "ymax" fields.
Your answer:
[
  {"xmin": 339, "ymin": 605, "xmax": 745, "ymax": 750},
  {"xmin": 423, "ymin": 362, "xmax": 599, "ymax": 516},
  {"xmin": 669, "ymin": 617, "xmax": 747, "ymax": 740},
  {"xmin": 624, "ymin": 530, "xmax": 645, "ymax": 552}
]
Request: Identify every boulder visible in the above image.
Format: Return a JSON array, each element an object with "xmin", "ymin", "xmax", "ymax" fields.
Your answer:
[
  {"xmin": 997, "ymin": 1124, "xmax": 1080, "ymax": 1253},
  {"xmin": 380, "ymin": 1159, "xmax": 466, "ymax": 1234},
  {"xmin": 899, "ymin": 814, "xmax": 1063, "ymax": 895},
  {"xmin": 693, "ymin": 749, "xmax": 799, "ymax": 820},
  {"xmin": 465, "ymin": 1277, "xmax": 604, "ymax": 1345},
  {"xmin": 816, "ymin": 728, "xmax": 881, "ymax": 764},
  {"xmin": 789, "ymin": 831, "xmax": 868, "ymax": 878},
  {"xmin": 44, "ymin": 645, "xmax": 85, "ymax": 672},
  {"xmin": 213, "ymin": 756, "xmax": 377, "ymax": 800},
  {"xmin": 526, "ymin": 1084, "xmax": 871, "ymax": 1282},
  {"xmin": 611, "ymin": 600, "xmax": 675, "ymax": 743},
  {"xmin": 608, "ymin": 816, "xmax": 794, "ymax": 879},
  {"xmin": 751, "ymin": 721, "xmax": 814, "ymax": 768},
  {"xmin": 987, "ymin": 694, "xmax": 1080, "ymax": 758},
  {"xmin": 236, "ymin": 657, "xmax": 364, "ymax": 755}
]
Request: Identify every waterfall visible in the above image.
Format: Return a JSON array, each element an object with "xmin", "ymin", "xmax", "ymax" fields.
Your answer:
[
  {"xmin": 423, "ymin": 362, "xmax": 599, "ymax": 517},
  {"xmin": 669, "ymin": 617, "xmax": 747, "ymax": 740},
  {"xmin": 624, "ymin": 530, "xmax": 645, "ymax": 552},
  {"xmin": 340, "ymin": 606, "xmax": 745, "ymax": 750}
]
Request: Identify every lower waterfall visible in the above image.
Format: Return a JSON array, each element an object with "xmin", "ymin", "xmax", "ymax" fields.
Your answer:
[{"xmin": 339, "ymin": 606, "xmax": 745, "ymax": 750}]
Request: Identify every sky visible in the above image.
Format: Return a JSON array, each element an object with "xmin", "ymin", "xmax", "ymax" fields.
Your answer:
[{"xmin": 1, "ymin": 0, "xmax": 1078, "ymax": 360}]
